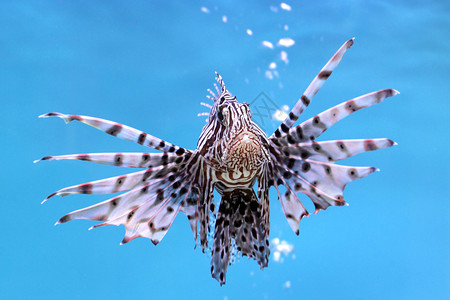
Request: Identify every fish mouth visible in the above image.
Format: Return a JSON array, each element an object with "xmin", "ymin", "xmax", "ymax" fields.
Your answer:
[{"xmin": 231, "ymin": 132, "xmax": 260, "ymax": 149}]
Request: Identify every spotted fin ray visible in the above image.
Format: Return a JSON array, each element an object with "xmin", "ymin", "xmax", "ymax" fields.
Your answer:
[
  {"xmin": 279, "ymin": 138, "xmax": 396, "ymax": 162},
  {"xmin": 54, "ymin": 156, "xmax": 198, "ymax": 245},
  {"xmin": 272, "ymin": 38, "xmax": 355, "ymax": 139},
  {"xmin": 272, "ymin": 168, "xmax": 309, "ymax": 235},
  {"xmin": 274, "ymin": 89, "xmax": 399, "ymax": 147},
  {"xmin": 34, "ymin": 152, "xmax": 186, "ymax": 168},
  {"xmin": 37, "ymin": 113, "xmax": 202, "ymax": 246},
  {"xmin": 39, "ymin": 112, "xmax": 188, "ymax": 154},
  {"xmin": 269, "ymin": 40, "xmax": 398, "ymax": 233}
]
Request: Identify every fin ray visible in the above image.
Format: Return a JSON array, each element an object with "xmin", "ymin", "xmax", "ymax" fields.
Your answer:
[
  {"xmin": 272, "ymin": 38, "xmax": 355, "ymax": 138},
  {"xmin": 39, "ymin": 112, "xmax": 188, "ymax": 153},
  {"xmin": 279, "ymin": 138, "xmax": 396, "ymax": 162},
  {"xmin": 274, "ymin": 89, "xmax": 399, "ymax": 145},
  {"xmin": 35, "ymin": 152, "xmax": 187, "ymax": 168}
]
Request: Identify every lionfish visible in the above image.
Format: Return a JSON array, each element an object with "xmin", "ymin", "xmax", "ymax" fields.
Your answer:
[{"xmin": 36, "ymin": 39, "xmax": 398, "ymax": 285}]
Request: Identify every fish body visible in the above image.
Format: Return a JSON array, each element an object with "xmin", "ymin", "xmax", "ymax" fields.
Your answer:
[{"xmin": 37, "ymin": 39, "xmax": 398, "ymax": 285}]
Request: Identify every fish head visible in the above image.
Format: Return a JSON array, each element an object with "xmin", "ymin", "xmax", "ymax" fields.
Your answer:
[{"xmin": 201, "ymin": 73, "xmax": 270, "ymax": 173}]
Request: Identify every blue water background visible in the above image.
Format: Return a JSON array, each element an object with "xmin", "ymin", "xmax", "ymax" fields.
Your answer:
[{"xmin": 1, "ymin": 1, "xmax": 448, "ymax": 299}]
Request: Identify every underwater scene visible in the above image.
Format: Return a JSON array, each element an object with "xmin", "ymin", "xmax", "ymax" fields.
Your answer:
[{"xmin": 1, "ymin": 1, "xmax": 448, "ymax": 299}]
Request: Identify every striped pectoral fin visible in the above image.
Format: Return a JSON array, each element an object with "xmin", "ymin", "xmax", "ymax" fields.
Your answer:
[
  {"xmin": 273, "ymin": 151, "xmax": 377, "ymax": 214},
  {"xmin": 51, "ymin": 147, "xmax": 200, "ymax": 248},
  {"xmin": 280, "ymin": 138, "xmax": 396, "ymax": 162},
  {"xmin": 56, "ymin": 182, "xmax": 156, "ymax": 225},
  {"xmin": 275, "ymin": 164, "xmax": 342, "ymax": 214},
  {"xmin": 35, "ymin": 152, "xmax": 185, "ymax": 168},
  {"xmin": 174, "ymin": 152, "xmax": 202, "ymax": 244},
  {"xmin": 198, "ymin": 177, "xmax": 215, "ymax": 252},
  {"xmin": 55, "ymin": 154, "xmax": 185, "ymax": 224},
  {"xmin": 98, "ymin": 173, "xmax": 187, "ymax": 226},
  {"xmin": 56, "ymin": 196, "xmax": 121, "ymax": 225},
  {"xmin": 121, "ymin": 196, "xmax": 185, "ymax": 245},
  {"xmin": 144, "ymin": 200, "xmax": 184, "ymax": 245},
  {"xmin": 300, "ymin": 183, "xmax": 342, "ymax": 213},
  {"xmin": 276, "ymin": 89, "xmax": 399, "ymax": 145},
  {"xmin": 272, "ymin": 38, "xmax": 355, "ymax": 138},
  {"xmin": 292, "ymin": 158, "xmax": 376, "ymax": 194},
  {"xmin": 181, "ymin": 193, "xmax": 199, "ymax": 243},
  {"xmin": 39, "ymin": 112, "xmax": 189, "ymax": 154},
  {"xmin": 58, "ymin": 167, "xmax": 196, "ymax": 246},
  {"xmin": 43, "ymin": 169, "xmax": 150, "ymax": 202},
  {"xmin": 272, "ymin": 173, "xmax": 309, "ymax": 235},
  {"xmin": 41, "ymin": 161, "xmax": 183, "ymax": 203},
  {"xmin": 121, "ymin": 173, "xmax": 197, "ymax": 245}
]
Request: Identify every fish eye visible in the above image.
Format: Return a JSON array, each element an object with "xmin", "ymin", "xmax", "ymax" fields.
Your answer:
[
  {"xmin": 217, "ymin": 109, "xmax": 225, "ymax": 125},
  {"xmin": 217, "ymin": 106, "xmax": 229, "ymax": 126}
]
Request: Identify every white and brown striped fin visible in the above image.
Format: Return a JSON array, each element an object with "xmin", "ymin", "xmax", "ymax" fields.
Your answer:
[
  {"xmin": 115, "ymin": 172, "xmax": 194, "ymax": 245},
  {"xmin": 198, "ymin": 173, "xmax": 216, "ymax": 252},
  {"xmin": 269, "ymin": 140, "xmax": 380, "ymax": 225},
  {"xmin": 39, "ymin": 112, "xmax": 188, "ymax": 154},
  {"xmin": 34, "ymin": 152, "xmax": 188, "ymax": 168},
  {"xmin": 282, "ymin": 158, "xmax": 376, "ymax": 200},
  {"xmin": 41, "ymin": 163, "xmax": 182, "ymax": 202},
  {"xmin": 274, "ymin": 89, "xmax": 399, "ymax": 146},
  {"xmin": 279, "ymin": 138, "xmax": 396, "ymax": 162},
  {"xmin": 181, "ymin": 190, "xmax": 200, "ymax": 242},
  {"xmin": 272, "ymin": 38, "xmax": 354, "ymax": 139},
  {"xmin": 43, "ymin": 169, "xmax": 149, "ymax": 202},
  {"xmin": 211, "ymin": 188, "xmax": 269, "ymax": 285},
  {"xmin": 272, "ymin": 167, "xmax": 309, "ymax": 235},
  {"xmin": 257, "ymin": 165, "xmax": 271, "ymax": 241},
  {"xmin": 56, "ymin": 151, "xmax": 201, "ymax": 246},
  {"xmin": 121, "ymin": 153, "xmax": 204, "ymax": 245},
  {"xmin": 178, "ymin": 152, "xmax": 211, "ymax": 246},
  {"xmin": 56, "ymin": 168, "xmax": 182, "ymax": 226}
]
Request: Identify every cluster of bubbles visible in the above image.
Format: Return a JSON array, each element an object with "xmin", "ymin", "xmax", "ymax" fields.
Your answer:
[
  {"xmin": 200, "ymin": 2, "xmax": 295, "ymax": 86},
  {"xmin": 270, "ymin": 237, "xmax": 295, "ymax": 263}
]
